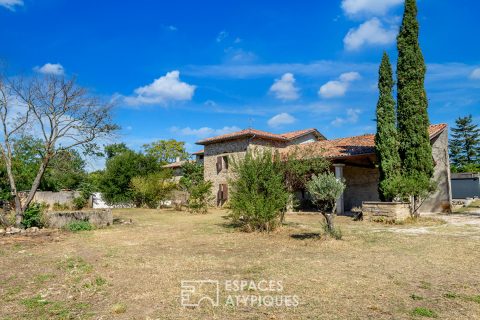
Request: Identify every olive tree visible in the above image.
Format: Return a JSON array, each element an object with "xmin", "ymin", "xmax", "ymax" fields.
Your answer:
[
  {"xmin": 306, "ymin": 173, "xmax": 345, "ymax": 237},
  {"xmin": 0, "ymin": 74, "xmax": 117, "ymax": 227}
]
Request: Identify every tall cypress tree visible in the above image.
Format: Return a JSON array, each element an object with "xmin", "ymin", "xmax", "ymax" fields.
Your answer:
[
  {"xmin": 396, "ymin": 0, "xmax": 433, "ymax": 181},
  {"xmin": 375, "ymin": 52, "xmax": 401, "ymax": 201}
]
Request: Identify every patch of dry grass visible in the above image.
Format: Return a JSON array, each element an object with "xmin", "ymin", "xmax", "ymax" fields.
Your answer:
[{"xmin": 0, "ymin": 208, "xmax": 479, "ymax": 319}]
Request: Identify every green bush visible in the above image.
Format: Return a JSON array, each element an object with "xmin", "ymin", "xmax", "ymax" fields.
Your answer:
[
  {"xmin": 180, "ymin": 162, "xmax": 212, "ymax": 214},
  {"xmin": 22, "ymin": 203, "xmax": 46, "ymax": 228},
  {"xmin": 228, "ymin": 149, "xmax": 289, "ymax": 232},
  {"xmin": 72, "ymin": 197, "xmax": 87, "ymax": 210},
  {"xmin": 131, "ymin": 170, "xmax": 176, "ymax": 208},
  {"xmin": 187, "ymin": 180, "xmax": 213, "ymax": 214},
  {"xmin": 66, "ymin": 221, "xmax": 93, "ymax": 232}
]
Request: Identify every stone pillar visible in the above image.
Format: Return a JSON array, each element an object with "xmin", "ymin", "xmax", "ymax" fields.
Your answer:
[{"xmin": 333, "ymin": 164, "xmax": 345, "ymax": 214}]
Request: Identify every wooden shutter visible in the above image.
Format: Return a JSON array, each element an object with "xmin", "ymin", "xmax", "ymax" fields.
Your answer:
[
  {"xmin": 217, "ymin": 184, "xmax": 223, "ymax": 205},
  {"xmin": 222, "ymin": 184, "xmax": 228, "ymax": 200},
  {"xmin": 216, "ymin": 156, "xmax": 222, "ymax": 173}
]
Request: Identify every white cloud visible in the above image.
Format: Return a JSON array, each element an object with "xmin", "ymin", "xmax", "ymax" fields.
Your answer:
[
  {"xmin": 172, "ymin": 126, "xmax": 240, "ymax": 139},
  {"xmin": 319, "ymin": 81, "xmax": 348, "ymax": 98},
  {"xmin": 341, "ymin": 0, "xmax": 403, "ymax": 17},
  {"xmin": 269, "ymin": 73, "xmax": 299, "ymax": 101},
  {"xmin": 331, "ymin": 108, "xmax": 361, "ymax": 126},
  {"xmin": 33, "ymin": 63, "xmax": 65, "ymax": 76},
  {"xmin": 319, "ymin": 72, "xmax": 361, "ymax": 98},
  {"xmin": 216, "ymin": 30, "xmax": 228, "ymax": 43},
  {"xmin": 124, "ymin": 71, "xmax": 196, "ymax": 106},
  {"xmin": 267, "ymin": 113, "xmax": 296, "ymax": 128},
  {"xmin": 470, "ymin": 68, "xmax": 480, "ymax": 80},
  {"xmin": 339, "ymin": 71, "xmax": 361, "ymax": 82},
  {"xmin": 0, "ymin": 0, "xmax": 23, "ymax": 11},
  {"xmin": 167, "ymin": 25, "xmax": 177, "ymax": 31},
  {"xmin": 344, "ymin": 18, "xmax": 397, "ymax": 51}
]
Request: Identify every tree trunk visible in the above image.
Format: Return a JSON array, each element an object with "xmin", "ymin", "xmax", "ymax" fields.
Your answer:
[{"xmin": 21, "ymin": 154, "xmax": 51, "ymax": 214}]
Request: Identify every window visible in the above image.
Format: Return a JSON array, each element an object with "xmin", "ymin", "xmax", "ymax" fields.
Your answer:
[{"xmin": 216, "ymin": 156, "xmax": 229, "ymax": 173}]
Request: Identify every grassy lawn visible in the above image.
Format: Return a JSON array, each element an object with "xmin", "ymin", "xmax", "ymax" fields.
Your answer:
[{"xmin": 1, "ymin": 209, "xmax": 480, "ymax": 319}]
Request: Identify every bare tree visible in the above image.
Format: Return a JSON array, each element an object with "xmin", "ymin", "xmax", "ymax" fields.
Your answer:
[{"xmin": 0, "ymin": 74, "xmax": 117, "ymax": 227}]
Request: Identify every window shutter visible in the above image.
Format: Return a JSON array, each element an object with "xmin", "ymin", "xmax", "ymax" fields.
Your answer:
[
  {"xmin": 223, "ymin": 184, "xmax": 228, "ymax": 200},
  {"xmin": 216, "ymin": 156, "xmax": 222, "ymax": 173},
  {"xmin": 217, "ymin": 185, "xmax": 223, "ymax": 205}
]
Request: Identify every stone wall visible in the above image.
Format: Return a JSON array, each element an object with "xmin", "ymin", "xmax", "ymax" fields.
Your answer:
[
  {"xmin": 343, "ymin": 166, "xmax": 380, "ymax": 211},
  {"xmin": 46, "ymin": 210, "xmax": 113, "ymax": 228},
  {"xmin": 362, "ymin": 201, "xmax": 410, "ymax": 221},
  {"xmin": 21, "ymin": 191, "xmax": 92, "ymax": 208},
  {"xmin": 203, "ymin": 138, "xmax": 284, "ymax": 206},
  {"xmin": 418, "ymin": 128, "xmax": 452, "ymax": 213}
]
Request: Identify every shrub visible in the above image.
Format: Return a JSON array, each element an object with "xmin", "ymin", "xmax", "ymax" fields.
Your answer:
[
  {"xmin": 131, "ymin": 170, "xmax": 176, "ymax": 208},
  {"xmin": 187, "ymin": 181, "xmax": 213, "ymax": 214},
  {"xmin": 228, "ymin": 149, "xmax": 289, "ymax": 232},
  {"xmin": 179, "ymin": 162, "xmax": 213, "ymax": 214},
  {"xmin": 306, "ymin": 173, "xmax": 345, "ymax": 237},
  {"xmin": 66, "ymin": 221, "xmax": 93, "ymax": 232},
  {"xmin": 22, "ymin": 203, "xmax": 46, "ymax": 228},
  {"xmin": 72, "ymin": 197, "xmax": 87, "ymax": 210}
]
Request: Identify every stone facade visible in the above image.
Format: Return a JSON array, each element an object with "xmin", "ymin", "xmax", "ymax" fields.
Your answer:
[
  {"xmin": 203, "ymin": 137, "xmax": 282, "ymax": 206},
  {"xmin": 343, "ymin": 166, "xmax": 380, "ymax": 211},
  {"xmin": 200, "ymin": 125, "xmax": 452, "ymax": 213},
  {"xmin": 418, "ymin": 128, "xmax": 452, "ymax": 213}
]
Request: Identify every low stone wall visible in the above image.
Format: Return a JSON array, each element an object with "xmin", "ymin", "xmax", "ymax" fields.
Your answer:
[
  {"xmin": 46, "ymin": 210, "xmax": 113, "ymax": 228},
  {"xmin": 362, "ymin": 201, "xmax": 411, "ymax": 222}
]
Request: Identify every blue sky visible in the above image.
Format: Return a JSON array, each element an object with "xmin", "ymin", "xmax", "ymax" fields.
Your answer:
[{"xmin": 1, "ymin": 0, "xmax": 480, "ymax": 169}]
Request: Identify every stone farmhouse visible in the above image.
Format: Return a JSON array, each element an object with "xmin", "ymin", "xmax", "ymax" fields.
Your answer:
[{"xmin": 194, "ymin": 124, "xmax": 452, "ymax": 214}]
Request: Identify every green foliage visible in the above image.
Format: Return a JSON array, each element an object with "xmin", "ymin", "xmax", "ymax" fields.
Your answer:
[
  {"xmin": 143, "ymin": 139, "xmax": 188, "ymax": 165},
  {"xmin": 397, "ymin": 0, "xmax": 434, "ymax": 187},
  {"xmin": 228, "ymin": 149, "xmax": 289, "ymax": 232},
  {"xmin": 187, "ymin": 181, "xmax": 213, "ymax": 214},
  {"xmin": 306, "ymin": 173, "xmax": 345, "ymax": 236},
  {"xmin": 22, "ymin": 203, "xmax": 46, "ymax": 228},
  {"xmin": 42, "ymin": 149, "xmax": 87, "ymax": 191},
  {"xmin": 307, "ymin": 173, "xmax": 345, "ymax": 214},
  {"xmin": 104, "ymin": 143, "xmax": 129, "ymax": 159},
  {"xmin": 375, "ymin": 52, "xmax": 401, "ymax": 201},
  {"xmin": 281, "ymin": 146, "xmax": 330, "ymax": 192},
  {"xmin": 386, "ymin": 175, "xmax": 436, "ymax": 215},
  {"xmin": 66, "ymin": 221, "xmax": 93, "ymax": 232},
  {"xmin": 322, "ymin": 222, "xmax": 343, "ymax": 240},
  {"xmin": 411, "ymin": 307, "xmax": 437, "ymax": 318},
  {"xmin": 72, "ymin": 197, "xmax": 87, "ymax": 210},
  {"xmin": 451, "ymin": 163, "xmax": 480, "ymax": 173},
  {"xmin": 180, "ymin": 162, "xmax": 212, "ymax": 213},
  {"xmin": 450, "ymin": 115, "xmax": 480, "ymax": 168},
  {"xmin": 130, "ymin": 170, "xmax": 176, "ymax": 208},
  {"xmin": 100, "ymin": 146, "xmax": 159, "ymax": 204}
]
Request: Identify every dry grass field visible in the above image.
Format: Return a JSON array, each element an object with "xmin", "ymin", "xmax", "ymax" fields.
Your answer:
[{"xmin": 1, "ymin": 208, "xmax": 480, "ymax": 319}]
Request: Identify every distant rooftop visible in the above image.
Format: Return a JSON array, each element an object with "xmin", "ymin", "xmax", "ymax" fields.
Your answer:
[{"xmin": 196, "ymin": 128, "xmax": 324, "ymax": 145}]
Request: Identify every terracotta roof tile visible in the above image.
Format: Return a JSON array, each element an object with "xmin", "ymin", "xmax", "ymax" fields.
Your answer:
[
  {"xmin": 192, "ymin": 149, "xmax": 204, "ymax": 155},
  {"xmin": 196, "ymin": 128, "xmax": 290, "ymax": 145},
  {"xmin": 281, "ymin": 123, "xmax": 447, "ymax": 159},
  {"xmin": 196, "ymin": 128, "xmax": 325, "ymax": 145}
]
